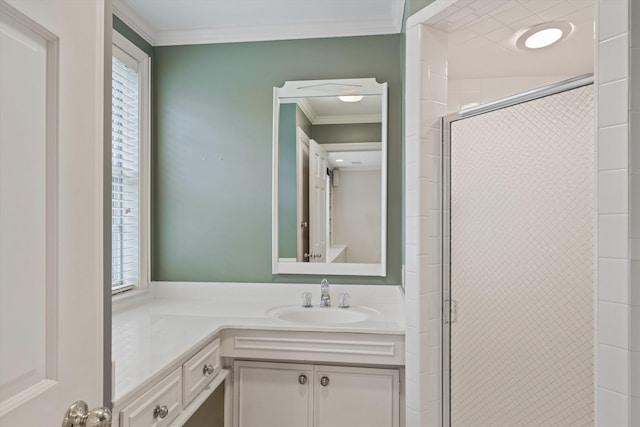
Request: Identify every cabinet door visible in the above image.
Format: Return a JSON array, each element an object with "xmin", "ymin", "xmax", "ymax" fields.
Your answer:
[
  {"xmin": 234, "ymin": 361, "xmax": 313, "ymax": 427},
  {"xmin": 314, "ymin": 365, "xmax": 400, "ymax": 427}
]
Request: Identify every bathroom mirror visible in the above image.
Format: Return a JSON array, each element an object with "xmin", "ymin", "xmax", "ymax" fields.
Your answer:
[{"xmin": 272, "ymin": 78, "xmax": 387, "ymax": 276}]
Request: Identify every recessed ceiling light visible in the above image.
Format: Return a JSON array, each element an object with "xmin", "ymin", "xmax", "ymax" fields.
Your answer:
[
  {"xmin": 516, "ymin": 21, "xmax": 573, "ymax": 50},
  {"xmin": 525, "ymin": 28, "xmax": 563, "ymax": 48},
  {"xmin": 339, "ymin": 95, "xmax": 363, "ymax": 103}
]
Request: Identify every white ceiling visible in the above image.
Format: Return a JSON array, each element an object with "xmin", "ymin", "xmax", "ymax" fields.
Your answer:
[
  {"xmin": 112, "ymin": 0, "xmax": 406, "ymax": 46},
  {"xmin": 303, "ymin": 95, "xmax": 382, "ymax": 124},
  {"xmin": 328, "ymin": 150, "xmax": 382, "ymax": 171}
]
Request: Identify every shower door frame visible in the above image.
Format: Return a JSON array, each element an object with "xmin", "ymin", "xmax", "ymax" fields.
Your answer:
[{"xmin": 441, "ymin": 73, "xmax": 595, "ymax": 427}]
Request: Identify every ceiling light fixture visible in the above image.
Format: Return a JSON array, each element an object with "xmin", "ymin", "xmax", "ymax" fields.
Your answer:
[
  {"xmin": 525, "ymin": 28, "xmax": 563, "ymax": 48},
  {"xmin": 516, "ymin": 21, "xmax": 573, "ymax": 50},
  {"xmin": 339, "ymin": 95, "xmax": 363, "ymax": 103}
]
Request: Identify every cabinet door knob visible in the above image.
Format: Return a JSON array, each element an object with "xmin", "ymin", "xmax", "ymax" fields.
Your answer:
[
  {"xmin": 298, "ymin": 374, "xmax": 307, "ymax": 385},
  {"xmin": 153, "ymin": 405, "xmax": 169, "ymax": 419},
  {"xmin": 203, "ymin": 364, "xmax": 215, "ymax": 375},
  {"xmin": 320, "ymin": 376, "xmax": 330, "ymax": 387}
]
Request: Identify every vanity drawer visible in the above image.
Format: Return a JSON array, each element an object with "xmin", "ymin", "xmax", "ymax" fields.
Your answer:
[
  {"xmin": 182, "ymin": 337, "xmax": 221, "ymax": 406},
  {"xmin": 120, "ymin": 367, "xmax": 182, "ymax": 427}
]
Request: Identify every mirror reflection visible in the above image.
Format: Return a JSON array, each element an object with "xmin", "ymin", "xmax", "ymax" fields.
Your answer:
[{"xmin": 273, "ymin": 78, "xmax": 387, "ymax": 276}]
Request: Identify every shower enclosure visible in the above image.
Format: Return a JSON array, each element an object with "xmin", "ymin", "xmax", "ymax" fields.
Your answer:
[{"xmin": 442, "ymin": 76, "xmax": 595, "ymax": 426}]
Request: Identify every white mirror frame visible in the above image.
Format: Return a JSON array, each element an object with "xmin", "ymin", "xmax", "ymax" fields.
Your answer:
[{"xmin": 272, "ymin": 78, "xmax": 388, "ymax": 276}]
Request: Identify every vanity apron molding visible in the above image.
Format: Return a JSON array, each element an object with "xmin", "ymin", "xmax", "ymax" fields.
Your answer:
[{"xmin": 222, "ymin": 329, "xmax": 404, "ymax": 366}]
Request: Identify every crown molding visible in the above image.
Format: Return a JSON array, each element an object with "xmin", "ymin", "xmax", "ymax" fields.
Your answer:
[
  {"xmin": 296, "ymin": 98, "xmax": 316, "ymax": 124},
  {"xmin": 297, "ymin": 98, "xmax": 381, "ymax": 125},
  {"xmin": 112, "ymin": 2, "xmax": 156, "ymax": 45},
  {"xmin": 112, "ymin": 1, "xmax": 404, "ymax": 46},
  {"xmin": 391, "ymin": 0, "xmax": 405, "ymax": 33},
  {"xmin": 153, "ymin": 19, "xmax": 399, "ymax": 46},
  {"xmin": 314, "ymin": 114, "xmax": 382, "ymax": 125},
  {"xmin": 323, "ymin": 142, "xmax": 382, "ymax": 152}
]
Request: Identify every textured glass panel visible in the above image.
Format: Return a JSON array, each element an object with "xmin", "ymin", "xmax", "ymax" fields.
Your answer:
[{"xmin": 449, "ymin": 85, "xmax": 594, "ymax": 426}]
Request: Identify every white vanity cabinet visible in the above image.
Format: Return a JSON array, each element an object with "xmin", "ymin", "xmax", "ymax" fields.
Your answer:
[
  {"xmin": 233, "ymin": 361, "xmax": 400, "ymax": 427},
  {"xmin": 111, "ymin": 283, "xmax": 405, "ymax": 427}
]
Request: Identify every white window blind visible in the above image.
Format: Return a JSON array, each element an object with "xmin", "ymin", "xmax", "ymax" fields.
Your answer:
[{"xmin": 112, "ymin": 55, "xmax": 139, "ymax": 291}]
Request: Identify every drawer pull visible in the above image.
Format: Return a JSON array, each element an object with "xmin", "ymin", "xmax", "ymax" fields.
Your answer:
[
  {"xmin": 203, "ymin": 364, "xmax": 215, "ymax": 375},
  {"xmin": 320, "ymin": 376, "xmax": 330, "ymax": 387},
  {"xmin": 298, "ymin": 374, "xmax": 307, "ymax": 385},
  {"xmin": 153, "ymin": 405, "xmax": 169, "ymax": 419}
]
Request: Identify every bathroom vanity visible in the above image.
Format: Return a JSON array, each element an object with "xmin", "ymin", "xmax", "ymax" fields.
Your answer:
[{"xmin": 111, "ymin": 282, "xmax": 405, "ymax": 427}]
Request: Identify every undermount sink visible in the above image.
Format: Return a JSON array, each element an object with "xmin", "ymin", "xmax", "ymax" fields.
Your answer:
[{"xmin": 267, "ymin": 305, "xmax": 378, "ymax": 324}]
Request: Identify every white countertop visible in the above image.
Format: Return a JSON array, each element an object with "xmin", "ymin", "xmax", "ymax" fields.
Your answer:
[{"xmin": 112, "ymin": 282, "xmax": 405, "ymax": 405}]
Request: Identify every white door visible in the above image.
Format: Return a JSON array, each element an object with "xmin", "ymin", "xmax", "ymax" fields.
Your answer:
[
  {"xmin": 234, "ymin": 361, "xmax": 313, "ymax": 427},
  {"xmin": 308, "ymin": 139, "xmax": 327, "ymax": 262},
  {"xmin": 0, "ymin": 0, "xmax": 108, "ymax": 426},
  {"xmin": 296, "ymin": 128, "xmax": 310, "ymax": 262},
  {"xmin": 314, "ymin": 366, "xmax": 400, "ymax": 427}
]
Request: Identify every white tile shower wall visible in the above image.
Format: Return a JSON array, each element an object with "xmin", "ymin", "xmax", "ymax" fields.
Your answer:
[
  {"xmin": 447, "ymin": 76, "xmax": 574, "ymax": 114},
  {"xmin": 404, "ymin": 22, "xmax": 447, "ymax": 426},
  {"xmin": 598, "ymin": 0, "xmax": 634, "ymax": 425},
  {"xmin": 408, "ymin": 0, "xmax": 637, "ymax": 425}
]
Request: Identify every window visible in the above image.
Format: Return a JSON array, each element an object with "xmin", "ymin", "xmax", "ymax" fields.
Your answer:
[{"xmin": 111, "ymin": 32, "xmax": 150, "ymax": 294}]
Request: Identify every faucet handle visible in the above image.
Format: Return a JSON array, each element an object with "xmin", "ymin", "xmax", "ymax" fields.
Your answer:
[
  {"xmin": 301, "ymin": 291, "xmax": 313, "ymax": 308},
  {"xmin": 338, "ymin": 292, "xmax": 350, "ymax": 309}
]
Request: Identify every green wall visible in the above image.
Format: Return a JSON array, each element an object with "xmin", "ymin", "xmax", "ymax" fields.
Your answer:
[
  {"xmin": 404, "ymin": 0, "xmax": 436, "ymax": 24},
  {"xmin": 153, "ymin": 35, "xmax": 403, "ymax": 284},
  {"xmin": 113, "ymin": 16, "xmax": 153, "ymax": 57},
  {"xmin": 277, "ymin": 103, "xmax": 297, "ymax": 259},
  {"xmin": 313, "ymin": 123, "xmax": 382, "ymax": 144}
]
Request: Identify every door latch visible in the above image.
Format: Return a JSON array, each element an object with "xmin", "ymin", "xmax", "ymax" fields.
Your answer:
[{"xmin": 443, "ymin": 299, "xmax": 458, "ymax": 324}]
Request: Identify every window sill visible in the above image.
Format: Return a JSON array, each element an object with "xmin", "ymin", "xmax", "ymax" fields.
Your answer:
[{"xmin": 112, "ymin": 288, "xmax": 152, "ymax": 313}]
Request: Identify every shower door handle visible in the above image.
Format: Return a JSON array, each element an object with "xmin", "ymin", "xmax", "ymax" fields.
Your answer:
[
  {"xmin": 451, "ymin": 300, "xmax": 458, "ymax": 323},
  {"xmin": 444, "ymin": 299, "xmax": 458, "ymax": 324}
]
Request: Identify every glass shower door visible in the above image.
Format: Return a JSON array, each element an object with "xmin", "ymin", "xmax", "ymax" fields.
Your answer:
[{"xmin": 444, "ymin": 82, "xmax": 595, "ymax": 426}]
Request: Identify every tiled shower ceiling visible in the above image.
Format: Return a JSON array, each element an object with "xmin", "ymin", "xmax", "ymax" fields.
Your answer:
[{"xmin": 429, "ymin": 0, "xmax": 594, "ymax": 79}]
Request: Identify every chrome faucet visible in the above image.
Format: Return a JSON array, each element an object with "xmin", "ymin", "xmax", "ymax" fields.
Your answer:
[{"xmin": 320, "ymin": 278, "xmax": 330, "ymax": 307}]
